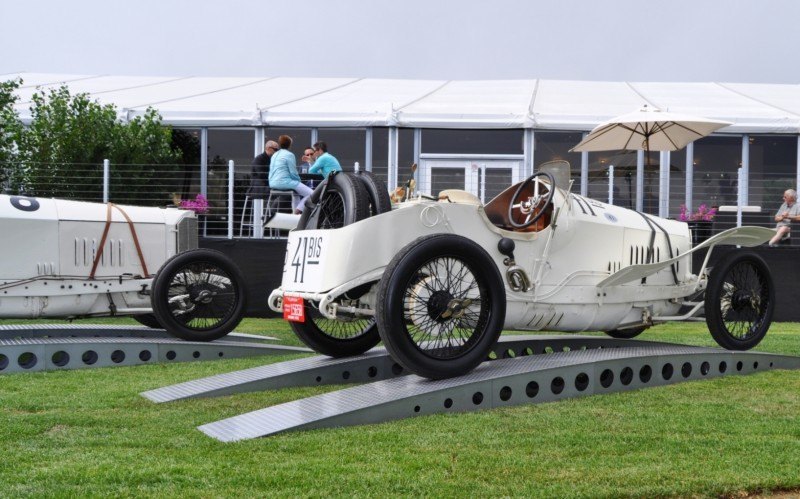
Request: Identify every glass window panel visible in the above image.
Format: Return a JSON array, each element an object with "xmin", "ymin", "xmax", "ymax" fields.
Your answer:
[
  {"xmin": 534, "ymin": 132, "xmax": 583, "ymax": 172},
  {"xmin": 205, "ymin": 129, "xmax": 255, "ymax": 236},
  {"xmin": 483, "ymin": 168, "xmax": 513, "ymax": 203},
  {"xmin": 692, "ymin": 136, "xmax": 741, "ymax": 211},
  {"xmin": 431, "ymin": 167, "xmax": 465, "ymax": 195},
  {"xmin": 398, "ymin": 128, "xmax": 416, "ymax": 185},
  {"xmin": 423, "ymin": 129, "xmax": 523, "ymax": 155},
  {"xmin": 371, "ymin": 127, "xmax": 389, "ymax": 183},
  {"xmin": 207, "ymin": 129, "xmax": 254, "ymax": 173},
  {"xmin": 604, "ymin": 151, "xmax": 638, "ymax": 210},
  {"xmin": 667, "ymin": 149, "xmax": 687, "ymax": 218},
  {"xmin": 167, "ymin": 128, "xmax": 202, "ymax": 202},
  {"xmin": 369, "ymin": 127, "xmax": 414, "ymax": 187},
  {"xmin": 749, "ymin": 135, "xmax": 797, "ymax": 226},
  {"xmin": 317, "ymin": 129, "xmax": 366, "ymax": 172},
  {"xmin": 587, "ymin": 152, "xmax": 614, "ymax": 204}
]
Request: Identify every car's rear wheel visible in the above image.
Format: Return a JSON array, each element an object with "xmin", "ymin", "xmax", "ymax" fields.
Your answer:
[
  {"xmin": 705, "ymin": 251, "xmax": 774, "ymax": 350},
  {"xmin": 376, "ymin": 234, "xmax": 506, "ymax": 379},
  {"xmin": 291, "ymin": 172, "xmax": 383, "ymax": 357},
  {"xmin": 151, "ymin": 248, "xmax": 246, "ymax": 341},
  {"xmin": 291, "ymin": 299, "xmax": 379, "ymax": 357}
]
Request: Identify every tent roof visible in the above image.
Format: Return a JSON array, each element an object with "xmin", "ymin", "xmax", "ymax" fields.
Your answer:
[{"xmin": 6, "ymin": 72, "xmax": 800, "ymax": 133}]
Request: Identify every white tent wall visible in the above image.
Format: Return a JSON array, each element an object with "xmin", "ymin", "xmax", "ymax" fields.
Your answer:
[
  {"xmin": 5, "ymin": 72, "xmax": 800, "ymax": 221},
  {"xmin": 10, "ymin": 73, "xmax": 800, "ymax": 132}
]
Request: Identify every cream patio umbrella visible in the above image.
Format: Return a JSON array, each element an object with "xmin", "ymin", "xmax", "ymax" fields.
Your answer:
[
  {"xmin": 571, "ymin": 105, "xmax": 732, "ymax": 218},
  {"xmin": 571, "ymin": 105, "xmax": 732, "ymax": 157}
]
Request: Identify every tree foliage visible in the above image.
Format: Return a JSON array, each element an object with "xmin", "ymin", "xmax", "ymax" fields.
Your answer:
[
  {"xmin": 0, "ymin": 78, "xmax": 23, "ymax": 187},
  {"xmin": 1, "ymin": 80, "xmax": 186, "ymax": 203}
]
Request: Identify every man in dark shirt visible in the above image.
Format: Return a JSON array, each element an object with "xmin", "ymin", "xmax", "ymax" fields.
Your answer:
[
  {"xmin": 249, "ymin": 140, "xmax": 278, "ymax": 200},
  {"xmin": 244, "ymin": 140, "xmax": 279, "ymax": 237}
]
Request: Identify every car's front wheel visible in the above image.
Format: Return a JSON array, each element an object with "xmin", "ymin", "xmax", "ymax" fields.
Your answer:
[
  {"xmin": 376, "ymin": 234, "xmax": 506, "ymax": 379},
  {"xmin": 704, "ymin": 251, "xmax": 774, "ymax": 350},
  {"xmin": 151, "ymin": 248, "xmax": 247, "ymax": 341}
]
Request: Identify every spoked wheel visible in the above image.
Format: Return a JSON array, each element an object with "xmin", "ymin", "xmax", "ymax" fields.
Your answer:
[
  {"xmin": 376, "ymin": 234, "xmax": 506, "ymax": 379},
  {"xmin": 704, "ymin": 251, "xmax": 774, "ymax": 350},
  {"xmin": 605, "ymin": 326, "xmax": 648, "ymax": 339},
  {"xmin": 151, "ymin": 248, "xmax": 247, "ymax": 341},
  {"xmin": 291, "ymin": 298, "xmax": 380, "ymax": 357},
  {"xmin": 297, "ymin": 172, "xmax": 369, "ymax": 230},
  {"xmin": 292, "ymin": 172, "xmax": 380, "ymax": 356},
  {"xmin": 507, "ymin": 171, "xmax": 555, "ymax": 229}
]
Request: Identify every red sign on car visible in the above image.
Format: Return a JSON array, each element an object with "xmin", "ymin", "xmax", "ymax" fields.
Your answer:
[{"xmin": 283, "ymin": 295, "xmax": 305, "ymax": 322}]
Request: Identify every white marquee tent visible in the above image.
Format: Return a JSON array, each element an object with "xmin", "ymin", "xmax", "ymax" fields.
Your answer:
[{"xmin": 6, "ymin": 72, "xmax": 800, "ymax": 133}]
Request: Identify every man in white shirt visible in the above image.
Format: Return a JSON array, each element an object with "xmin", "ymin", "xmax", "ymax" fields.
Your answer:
[{"xmin": 768, "ymin": 189, "xmax": 800, "ymax": 246}]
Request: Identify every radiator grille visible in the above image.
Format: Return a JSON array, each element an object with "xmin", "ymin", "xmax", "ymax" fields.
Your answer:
[{"xmin": 177, "ymin": 216, "xmax": 199, "ymax": 253}]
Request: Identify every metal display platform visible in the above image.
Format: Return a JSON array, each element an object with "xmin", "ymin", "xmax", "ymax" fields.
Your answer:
[
  {"xmin": 0, "ymin": 324, "xmax": 277, "ymax": 342},
  {"xmin": 0, "ymin": 325, "xmax": 310, "ymax": 374},
  {"xmin": 143, "ymin": 335, "xmax": 800, "ymax": 442},
  {"xmin": 142, "ymin": 335, "xmax": 666, "ymax": 403}
]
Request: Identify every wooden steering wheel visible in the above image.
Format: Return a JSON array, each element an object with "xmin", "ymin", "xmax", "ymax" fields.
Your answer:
[{"xmin": 506, "ymin": 171, "xmax": 555, "ymax": 229}]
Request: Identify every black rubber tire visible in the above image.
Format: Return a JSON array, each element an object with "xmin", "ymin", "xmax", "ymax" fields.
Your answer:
[
  {"xmin": 375, "ymin": 234, "xmax": 506, "ymax": 379},
  {"xmin": 605, "ymin": 326, "xmax": 648, "ymax": 339},
  {"xmin": 291, "ymin": 171, "xmax": 379, "ymax": 356},
  {"xmin": 132, "ymin": 313, "xmax": 162, "ymax": 329},
  {"xmin": 353, "ymin": 170, "xmax": 392, "ymax": 216},
  {"xmin": 290, "ymin": 302, "xmax": 380, "ymax": 357},
  {"xmin": 151, "ymin": 248, "xmax": 247, "ymax": 341},
  {"xmin": 297, "ymin": 172, "xmax": 370, "ymax": 230},
  {"xmin": 704, "ymin": 251, "xmax": 774, "ymax": 350}
]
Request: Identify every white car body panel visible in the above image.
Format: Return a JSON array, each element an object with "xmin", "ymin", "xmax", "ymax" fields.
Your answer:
[
  {"xmin": 270, "ymin": 184, "xmax": 774, "ymax": 333},
  {"xmin": 0, "ymin": 194, "xmax": 196, "ymax": 319}
]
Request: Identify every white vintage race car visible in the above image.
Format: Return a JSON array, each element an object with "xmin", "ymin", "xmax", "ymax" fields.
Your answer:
[
  {"xmin": 0, "ymin": 194, "xmax": 246, "ymax": 341},
  {"xmin": 268, "ymin": 166, "xmax": 776, "ymax": 379}
]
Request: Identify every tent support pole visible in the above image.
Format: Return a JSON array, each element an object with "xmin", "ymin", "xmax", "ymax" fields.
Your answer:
[
  {"xmin": 685, "ymin": 142, "xmax": 694, "ymax": 211},
  {"xmin": 741, "ymin": 135, "xmax": 750, "ymax": 206},
  {"xmin": 636, "ymin": 150, "xmax": 644, "ymax": 212},
  {"xmin": 580, "ymin": 132, "xmax": 588, "ymax": 197},
  {"xmin": 200, "ymin": 128, "xmax": 208, "ymax": 198}
]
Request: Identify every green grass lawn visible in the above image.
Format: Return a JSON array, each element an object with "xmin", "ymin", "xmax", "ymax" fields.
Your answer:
[{"xmin": 1, "ymin": 318, "xmax": 799, "ymax": 498}]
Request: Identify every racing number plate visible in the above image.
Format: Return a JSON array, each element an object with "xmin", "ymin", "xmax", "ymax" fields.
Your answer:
[
  {"xmin": 283, "ymin": 295, "xmax": 305, "ymax": 322},
  {"xmin": 285, "ymin": 233, "xmax": 327, "ymax": 290}
]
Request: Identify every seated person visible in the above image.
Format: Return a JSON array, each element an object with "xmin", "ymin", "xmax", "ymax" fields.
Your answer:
[
  {"xmin": 268, "ymin": 135, "xmax": 314, "ymax": 213},
  {"xmin": 768, "ymin": 189, "xmax": 800, "ymax": 246},
  {"xmin": 308, "ymin": 141, "xmax": 342, "ymax": 178}
]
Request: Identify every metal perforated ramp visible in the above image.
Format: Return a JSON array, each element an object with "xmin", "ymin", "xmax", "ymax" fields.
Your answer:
[
  {"xmin": 0, "ymin": 324, "xmax": 277, "ymax": 343},
  {"xmin": 142, "ymin": 335, "xmax": 668, "ymax": 403},
  {"xmin": 0, "ymin": 327, "xmax": 309, "ymax": 374},
  {"xmin": 196, "ymin": 344, "xmax": 800, "ymax": 441}
]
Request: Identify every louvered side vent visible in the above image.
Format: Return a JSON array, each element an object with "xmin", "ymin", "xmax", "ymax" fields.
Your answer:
[
  {"xmin": 177, "ymin": 217, "xmax": 199, "ymax": 253},
  {"xmin": 36, "ymin": 262, "xmax": 55, "ymax": 275},
  {"xmin": 73, "ymin": 238, "xmax": 125, "ymax": 268}
]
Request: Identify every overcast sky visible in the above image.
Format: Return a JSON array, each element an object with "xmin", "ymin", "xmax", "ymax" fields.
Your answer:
[{"xmin": 1, "ymin": 0, "xmax": 798, "ymax": 84}]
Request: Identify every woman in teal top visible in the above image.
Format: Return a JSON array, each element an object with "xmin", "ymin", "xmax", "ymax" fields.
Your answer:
[
  {"xmin": 309, "ymin": 141, "xmax": 343, "ymax": 178},
  {"xmin": 268, "ymin": 135, "xmax": 313, "ymax": 212}
]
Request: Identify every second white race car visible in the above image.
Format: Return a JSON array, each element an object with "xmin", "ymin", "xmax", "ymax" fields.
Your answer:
[{"xmin": 268, "ymin": 165, "xmax": 776, "ymax": 379}]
